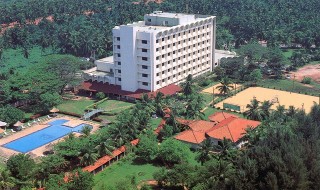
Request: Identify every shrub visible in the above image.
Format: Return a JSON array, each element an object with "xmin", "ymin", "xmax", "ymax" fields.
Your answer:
[
  {"xmin": 200, "ymin": 79, "xmax": 211, "ymax": 87},
  {"xmin": 96, "ymin": 92, "xmax": 105, "ymax": 100},
  {"xmin": 301, "ymin": 77, "xmax": 312, "ymax": 84}
]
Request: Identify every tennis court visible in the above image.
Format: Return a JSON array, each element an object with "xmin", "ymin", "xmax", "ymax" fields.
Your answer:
[{"xmin": 214, "ymin": 87, "xmax": 319, "ymax": 113}]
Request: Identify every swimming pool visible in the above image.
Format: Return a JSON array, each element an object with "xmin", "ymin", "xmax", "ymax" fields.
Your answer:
[{"xmin": 3, "ymin": 119, "xmax": 92, "ymax": 153}]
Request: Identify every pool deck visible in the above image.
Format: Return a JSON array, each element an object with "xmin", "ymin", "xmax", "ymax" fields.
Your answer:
[{"xmin": 0, "ymin": 115, "xmax": 100, "ymax": 159}]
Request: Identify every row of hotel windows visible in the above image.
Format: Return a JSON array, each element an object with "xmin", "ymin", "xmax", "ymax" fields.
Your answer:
[
  {"xmin": 156, "ymin": 61, "xmax": 210, "ymax": 76},
  {"xmin": 116, "ymin": 77, "xmax": 149, "ymax": 86},
  {"xmin": 157, "ymin": 32, "xmax": 211, "ymax": 45},
  {"xmin": 115, "ymin": 45, "xmax": 149, "ymax": 54},
  {"xmin": 156, "ymin": 40, "xmax": 210, "ymax": 52},
  {"xmin": 115, "ymin": 37, "xmax": 148, "ymax": 45},
  {"xmin": 155, "ymin": 25, "xmax": 211, "ymax": 43},
  {"xmin": 156, "ymin": 53, "xmax": 211, "ymax": 67},
  {"xmin": 156, "ymin": 47, "xmax": 210, "ymax": 60},
  {"xmin": 115, "ymin": 65, "xmax": 149, "ymax": 74},
  {"xmin": 155, "ymin": 65, "xmax": 210, "ymax": 85}
]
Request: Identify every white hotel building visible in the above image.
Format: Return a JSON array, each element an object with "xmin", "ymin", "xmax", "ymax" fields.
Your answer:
[{"xmin": 84, "ymin": 11, "xmax": 216, "ymax": 93}]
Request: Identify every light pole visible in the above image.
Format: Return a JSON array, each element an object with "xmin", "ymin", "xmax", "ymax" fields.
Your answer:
[
  {"xmin": 292, "ymin": 74, "xmax": 296, "ymax": 93},
  {"xmin": 212, "ymin": 87, "xmax": 215, "ymax": 107}
]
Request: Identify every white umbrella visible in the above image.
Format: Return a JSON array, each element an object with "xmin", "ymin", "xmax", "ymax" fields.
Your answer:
[
  {"xmin": 14, "ymin": 121, "xmax": 23, "ymax": 127},
  {"xmin": 0, "ymin": 121, "xmax": 7, "ymax": 127}
]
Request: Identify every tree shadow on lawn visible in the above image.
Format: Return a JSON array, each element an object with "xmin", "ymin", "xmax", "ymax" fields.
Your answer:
[{"xmin": 132, "ymin": 156, "xmax": 163, "ymax": 167}]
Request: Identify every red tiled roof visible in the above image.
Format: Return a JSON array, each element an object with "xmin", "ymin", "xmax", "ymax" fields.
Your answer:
[
  {"xmin": 83, "ymin": 139, "xmax": 139, "ymax": 172},
  {"xmin": 154, "ymin": 119, "xmax": 166, "ymax": 134},
  {"xmin": 175, "ymin": 130, "xmax": 206, "ymax": 144},
  {"xmin": 81, "ymin": 81, "xmax": 181, "ymax": 99},
  {"xmin": 206, "ymin": 118, "xmax": 260, "ymax": 143},
  {"xmin": 174, "ymin": 116, "xmax": 260, "ymax": 144},
  {"xmin": 208, "ymin": 112, "xmax": 239, "ymax": 123}
]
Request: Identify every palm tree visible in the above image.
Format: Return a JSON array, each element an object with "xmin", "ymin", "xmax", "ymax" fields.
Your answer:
[
  {"xmin": 154, "ymin": 92, "xmax": 165, "ymax": 117},
  {"xmin": 213, "ymin": 138, "xmax": 235, "ymax": 161},
  {"xmin": 95, "ymin": 141, "xmax": 115, "ymax": 157},
  {"xmin": 286, "ymin": 105, "xmax": 296, "ymax": 118},
  {"xmin": 183, "ymin": 74, "xmax": 194, "ymax": 96},
  {"xmin": 260, "ymin": 100, "xmax": 273, "ymax": 119},
  {"xmin": 0, "ymin": 169, "xmax": 15, "ymax": 190},
  {"xmin": 216, "ymin": 77, "xmax": 234, "ymax": 95},
  {"xmin": 196, "ymin": 139, "xmax": 213, "ymax": 165},
  {"xmin": 80, "ymin": 150, "xmax": 98, "ymax": 166},
  {"xmin": 244, "ymin": 98, "xmax": 264, "ymax": 121},
  {"xmin": 81, "ymin": 125, "xmax": 92, "ymax": 137}
]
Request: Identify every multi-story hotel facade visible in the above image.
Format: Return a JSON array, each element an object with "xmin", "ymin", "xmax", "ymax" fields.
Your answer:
[{"xmin": 84, "ymin": 11, "xmax": 216, "ymax": 93}]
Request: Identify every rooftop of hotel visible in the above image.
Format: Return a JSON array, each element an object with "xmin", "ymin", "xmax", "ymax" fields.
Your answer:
[{"xmin": 113, "ymin": 11, "xmax": 214, "ymax": 32}]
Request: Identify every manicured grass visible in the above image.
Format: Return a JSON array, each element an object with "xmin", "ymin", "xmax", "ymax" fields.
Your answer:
[
  {"xmin": 93, "ymin": 157, "xmax": 161, "ymax": 190},
  {"xmin": 98, "ymin": 99, "xmax": 134, "ymax": 114},
  {"xmin": 150, "ymin": 117, "xmax": 162, "ymax": 130},
  {"xmin": 57, "ymin": 98, "xmax": 95, "ymax": 115},
  {"xmin": 0, "ymin": 47, "xmax": 54, "ymax": 73},
  {"xmin": 257, "ymin": 79, "xmax": 320, "ymax": 96},
  {"xmin": 202, "ymin": 93, "xmax": 214, "ymax": 105},
  {"xmin": 0, "ymin": 161, "xmax": 5, "ymax": 170}
]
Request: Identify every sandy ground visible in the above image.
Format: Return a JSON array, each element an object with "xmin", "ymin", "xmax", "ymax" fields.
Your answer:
[
  {"xmin": 290, "ymin": 64, "xmax": 320, "ymax": 83},
  {"xmin": 214, "ymin": 87, "xmax": 319, "ymax": 113},
  {"xmin": 0, "ymin": 115, "xmax": 100, "ymax": 159},
  {"xmin": 202, "ymin": 83, "xmax": 242, "ymax": 94}
]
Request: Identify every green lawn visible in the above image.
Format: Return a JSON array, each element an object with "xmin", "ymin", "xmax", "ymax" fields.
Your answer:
[
  {"xmin": 257, "ymin": 79, "xmax": 320, "ymax": 96},
  {"xmin": 150, "ymin": 117, "xmax": 162, "ymax": 130},
  {"xmin": 98, "ymin": 100, "xmax": 134, "ymax": 114},
  {"xmin": 0, "ymin": 47, "xmax": 54, "ymax": 73},
  {"xmin": 93, "ymin": 157, "xmax": 161, "ymax": 190},
  {"xmin": 57, "ymin": 98, "xmax": 95, "ymax": 115}
]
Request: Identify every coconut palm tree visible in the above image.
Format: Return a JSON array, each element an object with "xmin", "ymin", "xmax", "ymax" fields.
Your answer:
[
  {"xmin": 182, "ymin": 74, "xmax": 194, "ymax": 96},
  {"xmin": 154, "ymin": 92, "xmax": 165, "ymax": 117},
  {"xmin": 213, "ymin": 138, "xmax": 235, "ymax": 161},
  {"xmin": 244, "ymin": 98, "xmax": 264, "ymax": 121},
  {"xmin": 79, "ymin": 149, "xmax": 98, "ymax": 166},
  {"xmin": 81, "ymin": 125, "xmax": 92, "ymax": 137},
  {"xmin": 260, "ymin": 100, "xmax": 273, "ymax": 119},
  {"xmin": 216, "ymin": 77, "xmax": 234, "ymax": 95},
  {"xmin": 95, "ymin": 140, "xmax": 115, "ymax": 157},
  {"xmin": 196, "ymin": 139, "xmax": 214, "ymax": 165}
]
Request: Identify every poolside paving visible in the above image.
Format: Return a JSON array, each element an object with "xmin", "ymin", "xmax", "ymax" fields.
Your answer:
[{"xmin": 0, "ymin": 115, "xmax": 100, "ymax": 159}]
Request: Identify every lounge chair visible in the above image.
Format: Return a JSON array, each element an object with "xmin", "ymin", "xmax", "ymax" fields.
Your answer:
[
  {"xmin": 10, "ymin": 129, "xmax": 16, "ymax": 133},
  {"xmin": 47, "ymin": 115, "xmax": 52, "ymax": 119},
  {"xmin": 21, "ymin": 125, "xmax": 26, "ymax": 129},
  {"xmin": 27, "ymin": 123, "xmax": 31, "ymax": 127},
  {"xmin": 37, "ymin": 118, "xmax": 41, "ymax": 122},
  {"xmin": 3, "ymin": 131, "xmax": 8, "ymax": 136}
]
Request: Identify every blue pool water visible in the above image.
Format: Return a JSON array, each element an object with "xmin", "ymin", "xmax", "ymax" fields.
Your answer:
[{"xmin": 3, "ymin": 119, "xmax": 92, "ymax": 153}]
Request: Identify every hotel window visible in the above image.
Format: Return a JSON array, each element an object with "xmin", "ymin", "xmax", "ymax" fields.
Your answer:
[
  {"xmin": 157, "ymin": 81, "xmax": 160, "ymax": 84},
  {"xmin": 118, "ymin": 62, "xmax": 121, "ymax": 65},
  {"xmin": 156, "ymin": 56, "xmax": 159, "ymax": 60},
  {"xmin": 142, "ymin": 40, "xmax": 148, "ymax": 44},
  {"xmin": 156, "ymin": 39, "xmax": 159, "ymax": 43},
  {"xmin": 173, "ymin": 35, "xmax": 176, "ymax": 38},
  {"xmin": 162, "ymin": 55, "xmax": 165, "ymax": 58},
  {"xmin": 193, "ymin": 37, "xmax": 195, "ymax": 40},
  {"xmin": 168, "ymin": 77, "xmax": 171, "ymax": 80},
  {"xmin": 142, "ymin": 82, "xmax": 148, "ymax": 86},
  {"xmin": 118, "ymin": 70, "xmax": 121, "ymax": 73},
  {"xmin": 156, "ymin": 48, "xmax": 159, "ymax": 51},
  {"xmin": 168, "ymin": 53, "xmax": 171, "ymax": 56},
  {"xmin": 117, "ymin": 54, "xmax": 121, "ymax": 57},
  {"xmin": 162, "ymin": 63, "xmax": 165, "ymax": 66},
  {"xmin": 162, "ymin": 71, "xmax": 165, "ymax": 74},
  {"xmin": 142, "ymin": 74, "xmax": 148, "ymax": 78},
  {"xmin": 142, "ymin": 48, "xmax": 148, "ymax": 53},
  {"xmin": 156, "ymin": 65, "xmax": 159, "ymax": 68},
  {"xmin": 142, "ymin": 57, "xmax": 148, "ymax": 61},
  {"xmin": 142, "ymin": 65, "xmax": 148, "ymax": 69},
  {"xmin": 173, "ymin": 43, "xmax": 176, "ymax": 46},
  {"xmin": 162, "ymin": 38, "xmax": 165, "ymax": 42},
  {"xmin": 173, "ymin": 51, "xmax": 176, "ymax": 54},
  {"xmin": 117, "ymin": 37, "xmax": 120, "ymax": 41},
  {"xmin": 173, "ymin": 66, "xmax": 176, "ymax": 70},
  {"xmin": 118, "ymin": 78, "xmax": 121, "ymax": 81},
  {"xmin": 168, "ymin": 36, "xmax": 170, "ymax": 40},
  {"xmin": 178, "ymin": 33, "xmax": 181, "ymax": 36},
  {"xmin": 173, "ymin": 59, "xmax": 176, "ymax": 62},
  {"xmin": 162, "ymin": 79, "xmax": 165, "ymax": 82},
  {"xmin": 173, "ymin": 74, "xmax": 176, "ymax": 77},
  {"xmin": 162, "ymin": 46, "xmax": 165, "ymax": 50},
  {"xmin": 117, "ymin": 45, "xmax": 120, "ymax": 49},
  {"xmin": 168, "ymin": 44, "xmax": 171, "ymax": 48},
  {"xmin": 157, "ymin": 73, "xmax": 160, "ymax": 76}
]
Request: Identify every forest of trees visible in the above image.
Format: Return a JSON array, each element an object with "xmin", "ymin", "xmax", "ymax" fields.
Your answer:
[{"xmin": 0, "ymin": 0, "xmax": 319, "ymax": 59}]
